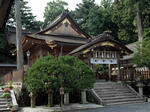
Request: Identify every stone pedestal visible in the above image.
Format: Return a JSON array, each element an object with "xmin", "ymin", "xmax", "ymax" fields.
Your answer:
[
  {"xmin": 81, "ymin": 89, "xmax": 87, "ymax": 104},
  {"xmin": 64, "ymin": 93, "xmax": 69, "ymax": 105},
  {"xmin": 136, "ymin": 82, "xmax": 144, "ymax": 95}
]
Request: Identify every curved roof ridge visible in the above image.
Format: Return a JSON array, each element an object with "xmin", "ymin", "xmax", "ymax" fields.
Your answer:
[{"xmin": 35, "ymin": 10, "xmax": 91, "ymax": 39}]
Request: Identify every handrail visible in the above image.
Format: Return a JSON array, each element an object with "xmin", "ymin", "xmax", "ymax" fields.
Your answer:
[
  {"xmin": 10, "ymin": 90, "xmax": 18, "ymax": 108},
  {"xmin": 89, "ymin": 89, "xmax": 105, "ymax": 105},
  {"xmin": 126, "ymin": 84, "xmax": 145, "ymax": 100}
]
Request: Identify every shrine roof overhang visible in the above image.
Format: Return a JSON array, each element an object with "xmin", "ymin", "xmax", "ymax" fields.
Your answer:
[
  {"xmin": 69, "ymin": 32, "xmax": 133, "ymax": 56},
  {"xmin": 121, "ymin": 42, "xmax": 137, "ymax": 61},
  {"xmin": 20, "ymin": 34, "xmax": 88, "ymax": 52},
  {"xmin": 25, "ymin": 34, "xmax": 88, "ymax": 44}
]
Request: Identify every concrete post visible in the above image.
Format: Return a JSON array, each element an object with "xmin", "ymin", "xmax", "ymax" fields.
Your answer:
[
  {"xmin": 64, "ymin": 93, "xmax": 69, "ymax": 105},
  {"xmin": 81, "ymin": 89, "xmax": 87, "ymax": 104},
  {"xmin": 136, "ymin": 83, "xmax": 144, "ymax": 95},
  {"xmin": 139, "ymin": 87, "xmax": 143, "ymax": 95}
]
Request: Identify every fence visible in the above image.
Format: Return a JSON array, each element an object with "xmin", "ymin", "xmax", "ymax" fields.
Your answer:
[{"xmin": 121, "ymin": 69, "xmax": 150, "ymax": 81}]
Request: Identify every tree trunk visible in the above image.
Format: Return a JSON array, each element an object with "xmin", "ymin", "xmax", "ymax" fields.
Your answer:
[
  {"xmin": 136, "ymin": 2, "xmax": 143, "ymax": 42},
  {"xmin": 48, "ymin": 89, "xmax": 53, "ymax": 107},
  {"xmin": 29, "ymin": 92, "xmax": 36, "ymax": 108},
  {"xmin": 15, "ymin": 0, "xmax": 24, "ymax": 70}
]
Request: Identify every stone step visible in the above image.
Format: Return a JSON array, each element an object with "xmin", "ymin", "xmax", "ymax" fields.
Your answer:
[
  {"xmin": 104, "ymin": 98, "xmax": 144, "ymax": 104},
  {"xmin": 106, "ymin": 100, "xmax": 145, "ymax": 106},
  {"xmin": 98, "ymin": 92, "xmax": 137, "ymax": 97},
  {"xmin": 102, "ymin": 95, "xmax": 140, "ymax": 100},
  {"xmin": 0, "ymin": 99, "xmax": 7, "ymax": 101},
  {"xmin": 0, "ymin": 104, "xmax": 8, "ymax": 108},
  {"xmin": 94, "ymin": 84, "xmax": 121, "ymax": 86},
  {"xmin": 95, "ymin": 90, "xmax": 132, "ymax": 95},
  {"xmin": 94, "ymin": 88, "xmax": 130, "ymax": 92},
  {"xmin": 94, "ymin": 85, "xmax": 120, "ymax": 87},
  {"xmin": 93, "ymin": 82, "xmax": 145, "ymax": 106},
  {"xmin": 0, "ymin": 90, "xmax": 11, "ymax": 111},
  {"xmin": 94, "ymin": 86, "xmax": 125, "ymax": 89},
  {"xmin": 0, "ymin": 108, "xmax": 10, "ymax": 111},
  {"xmin": 94, "ymin": 85, "xmax": 124, "ymax": 88},
  {"xmin": 103, "ymin": 97, "xmax": 143, "ymax": 103},
  {"xmin": 95, "ymin": 82, "xmax": 117, "ymax": 84}
]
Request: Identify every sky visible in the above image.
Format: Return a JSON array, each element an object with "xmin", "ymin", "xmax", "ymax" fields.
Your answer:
[{"xmin": 25, "ymin": 0, "xmax": 101, "ymax": 21}]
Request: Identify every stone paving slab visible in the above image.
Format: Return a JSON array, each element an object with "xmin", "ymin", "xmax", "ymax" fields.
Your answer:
[
  {"xmin": 74, "ymin": 102, "xmax": 150, "ymax": 112},
  {"xmin": 19, "ymin": 103, "xmax": 103, "ymax": 112}
]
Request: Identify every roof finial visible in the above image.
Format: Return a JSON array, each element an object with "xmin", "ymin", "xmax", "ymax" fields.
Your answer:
[
  {"xmin": 103, "ymin": 30, "xmax": 114, "ymax": 40},
  {"xmin": 104, "ymin": 30, "xmax": 112, "ymax": 34},
  {"xmin": 64, "ymin": 9, "xmax": 69, "ymax": 14}
]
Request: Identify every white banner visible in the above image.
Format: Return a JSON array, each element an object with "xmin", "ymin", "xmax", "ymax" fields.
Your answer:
[{"xmin": 90, "ymin": 58, "xmax": 117, "ymax": 64}]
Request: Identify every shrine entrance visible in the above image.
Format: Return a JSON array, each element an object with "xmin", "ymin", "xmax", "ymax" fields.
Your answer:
[
  {"xmin": 91, "ymin": 50, "xmax": 120, "ymax": 81},
  {"xmin": 95, "ymin": 64, "xmax": 109, "ymax": 81},
  {"xmin": 69, "ymin": 32, "xmax": 133, "ymax": 81}
]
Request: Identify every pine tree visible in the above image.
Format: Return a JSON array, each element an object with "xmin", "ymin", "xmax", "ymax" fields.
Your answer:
[
  {"xmin": 7, "ymin": 0, "xmax": 42, "ymax": 31},
  {"xmin": 43, "ymin": 0, "xmax": 68, "ymax": 27}
]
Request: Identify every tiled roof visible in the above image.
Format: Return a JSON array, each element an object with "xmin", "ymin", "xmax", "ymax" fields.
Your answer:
[
  {"xmin": 69, "ymin": 32, "xmax": 133, "ymax": 55},
  {"xmin": 27, "ymin": 34, "xmax": 88, "ymax": 44}
]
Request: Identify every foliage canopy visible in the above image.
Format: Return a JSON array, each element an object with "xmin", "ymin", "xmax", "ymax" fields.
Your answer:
[
  {"xmin": 43, "ymin": 0, "xmax": 68, "ymax": 27},
  {"xmin": 25, "ymin": 55, "xmax": 95, "ymax": 94},
  {"xmin": 133, "ymin": 39, "xmax": 150, "ymax": 68},
  {"xmin": 7, "ymin": 0, "xmax": 42, "ymax": 30}
]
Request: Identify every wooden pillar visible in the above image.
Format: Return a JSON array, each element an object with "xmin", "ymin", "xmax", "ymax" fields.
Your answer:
[
  {"xmin": 108, "ymin": 64, "xmax": 111, "ymax": 81},
  {"xmin": 117, "ymin": 54, "xmax": 121, "ymax": 81},
  {"xmin": 59, "ymin": 45, "xmax": 64, "ymax": 107},
  {"xmin": 88, "ymin": 51, "xmax": 92, "ymax": 68},
  {"xmin": 60, "ymin": 45, "xmax": 63, "ymax": 56}
]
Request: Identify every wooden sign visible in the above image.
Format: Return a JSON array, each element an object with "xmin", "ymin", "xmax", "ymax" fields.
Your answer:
[
  {"xmin": 60, "ymin": 87, "xmax": 64, "ymax": 95},
  {"xmin": 91, "ymin": 58, "xmax": 117, "ymax": 64}
]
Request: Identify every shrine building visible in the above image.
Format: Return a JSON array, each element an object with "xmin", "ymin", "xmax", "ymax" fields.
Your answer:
[{"xmin": 5, "ymin": 10, "xmax": 133, "ymax": 82}]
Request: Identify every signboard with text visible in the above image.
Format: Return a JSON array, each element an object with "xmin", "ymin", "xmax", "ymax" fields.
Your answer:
[{"xmin": 91, "ymin": 58, "xmax": 117, "ymax": 64}]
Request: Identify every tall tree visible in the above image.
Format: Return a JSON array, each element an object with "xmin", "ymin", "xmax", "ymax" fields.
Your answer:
[
  {"xmin": 100, "ymin": 0, "xmax": 118, "ymax": 39},
  {"xmin": 141, "ymin": 0, "xmax": 150, "ymax": 39},
  {"xmin": 72, "ymin": 0, "xmax": 96, "ymax": 30},
  {"xmin": 111, "ymin": 0, "xmax": 137, "ymax": 44},
  {"xmin": 82, "ymin": 6, "xmax": 105, "ymax": 36},
  {"xmin": 7, "ymin": 0, "xmax": 42, "ymax": 30},
  {"xmin": 136, "ymin": 1, "xmax": 143, "ymax": 42},
  {"xmin": 43, "ymin": 0, "xmax": 68, "ymax": 27},
  {"xmin": 15, "ymin": 0, "xmax": 23, "ymax": 70}
]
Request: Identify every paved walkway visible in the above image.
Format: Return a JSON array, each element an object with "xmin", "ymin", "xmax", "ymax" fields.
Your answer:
[
  {"xmin": 74, "ymin": 103, "xmax": 150, "ymax": 112},
  {"xmin": 19, "ymin": 103, "xmax": 102, "ymax": 112},
  {"xmin": 19, "ymin": 103, "xmax": 150, "ymax": 112}
]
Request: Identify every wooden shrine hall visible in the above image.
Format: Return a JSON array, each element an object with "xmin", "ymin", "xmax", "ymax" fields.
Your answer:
[
  {"xmin": 11, "ymin": 10, "xmax": 133, "ymax": 82},
  {"xmin": 21, "ymin": 10, "xmax": 90, "ymax": 66},
  {"xmin": 69, "ymin": 32, "xmax": 133, "ymax": 81}
]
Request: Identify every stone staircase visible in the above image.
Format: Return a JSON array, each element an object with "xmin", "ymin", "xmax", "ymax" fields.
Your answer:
[
  {"xmin": 0, "ymin": 89, "xmax": 10, "ymax": 111},
  {"xmin": 92, "ymin": 81, "xmax": 146, "ymax": 106}
]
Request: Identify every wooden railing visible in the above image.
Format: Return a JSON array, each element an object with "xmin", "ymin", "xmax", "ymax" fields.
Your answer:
[{"xmin": 121, "ymin": 69, "xmax": 150, "ymax": 81}]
